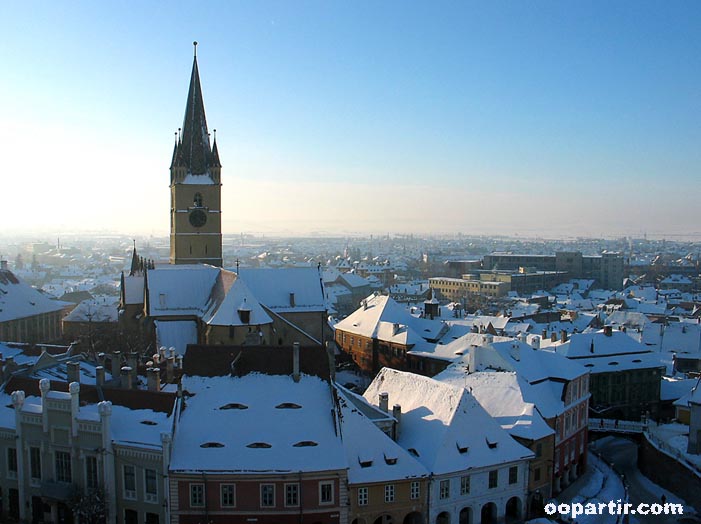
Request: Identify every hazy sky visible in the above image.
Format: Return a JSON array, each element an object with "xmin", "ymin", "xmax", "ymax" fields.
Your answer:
[{"xmin": 3, "ymin": 1, "xmax": 700, "ymax": 238}]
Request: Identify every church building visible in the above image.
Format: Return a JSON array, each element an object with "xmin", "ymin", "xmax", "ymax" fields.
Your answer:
[{"xmin": 119, "ymin": 44, "xmax": 329, "ymax": 352}]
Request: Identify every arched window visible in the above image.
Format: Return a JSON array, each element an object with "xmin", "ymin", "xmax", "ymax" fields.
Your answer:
[{"xmin": 194, "ymin": 193, "xmax": 203, "ymax": 207}]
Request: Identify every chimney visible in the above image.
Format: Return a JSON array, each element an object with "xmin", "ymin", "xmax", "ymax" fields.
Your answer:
[
  {"xmin": 293, "ymin": 342, "xmax": 300, "ymax": 382},
  {"xmin": 541, "ymin": 329, "xmax": 548, "ymax": 339},
  {"xmin": 519, "ymin": 332, "xmax": 528, "ymax": 343},
  {"xmin": 97, "ymin": 352, "xmax": 106, "ymax": 368},
  {"xmin": 147, "ymin": 368, "xmax": 161, "ymax": 392},
  {"xmin": 121, "ymin": 367, "xmax": 132, "ymax": 390},
  {"xmin": 326, "ymin": 341, "xmax": 335, "ymax": 382},
  {"xmin": 379, "ymin": 392, "xmax": 389, "ymax": 412},
  {"xmin": 111, "ymin": 351, "xmax": 121, "ymax": 379},
  {"xmin": 67, "ymin": 361, "xmax": 80, "ymax": 384},
  {"xmin": 166, "ymin": 356, "xmax": 175, "ymax": 384},
  {"xmin": 96, "ymin": 366, "xmax": 105, "ymax": 387},
  {"xmin": 604, "ymin": 325, "xmax": 613, "ymax": 337},
  {"xmin": 69, "ymin": 382, "xmax": 80, "ymax": 437},
  {"xmin": 392, "ymin": 404, "xmax": 402, "ymax": 440},
  {"xmin": 152, "ymin": 352, "xmax": 160, "ymax": 365},
  {"xmin": 289, "ymin": 292, "xmax": 296, "ymax": 307},
  {"xmin": 0, "ymin": 260, "xmax": 7, "ymax": 270},
  {"xmin": 159, "ymin": 347, "xmax": 166, "ymax": 361},
  {"xmin": 551, "ymin": 332, "xmax": 557, "ymax": 342},
  {"xmin": 362, "ymin": 299, "xmax": 367, "ymax": 310},
  {"xmin": 483, "ymin": 333, "xmax": 493, "ymax": 345},
  {"xmin": 40, "ymin": 379, "xmax": 50, "ymax": 432},
  {"xmin": 392, "ymin": 323, "xmax": 400, "ymax": 336},
  {"xmin": 531, "ymin": 336, "xmax": 541, "ymax": 350},
  {"xmin": 560, "ymin": 330, "xmax": 568, "ymax": 343},
  {"xmin": 168, "ymin": 347, "xmax": 176, "ymax": 359}
]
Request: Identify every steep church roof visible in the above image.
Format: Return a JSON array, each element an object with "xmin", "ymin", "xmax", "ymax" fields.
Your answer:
[{"xmin": 173, "ymin": 42, "xmax": 216, "ymax": 176}]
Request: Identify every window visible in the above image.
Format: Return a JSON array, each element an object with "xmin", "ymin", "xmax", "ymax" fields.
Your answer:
[
  {"xmin": 358, "ymin": 487, "xmax": 369, "ymax": 506},
  {"xmin": 410, "ymin": 481, "xmax": 420, "ymax": 500},
  {"xmin": 145, "ymin": 469, "xmax": 158, "ymax": 503},
  {"xmin": 85, "ymin": 456, "xmax": 98, "ymax": 490},
  {"xmin": 384, "ymin": 484, "xmax": 395, "ymax": 503},
  {"xmin": 460, "ymin": 475, "xmax": 470, "ymax": 495},
  {"xmin": 261, "ymin": 484, "xmax": 275, "ymax": 507},
  {"xmin": 190, "ymin": 484, "xmax": 204, "ymax": 507},
  {"xmin": 8, "ymin": 447, "xmax": 18, "ymax": 479},
  {"xmin": 509, "ymin": 466, "xmax": 518, "ymax": 485},
  {"xmin": 285, "ymin": 483, "xmax": 299, "ymax": 507},
  {"xmin": 488, "ymin": 470, "xmax": 498, "ymax": 489},
  {"xmin": 221, "ymin": 484, "xmax": 235, "ymax": 507},
  {"xmin": 319, "ymin": 481, "xmax": 334, "ymax": 504},
  {"xmin": 30, "ymin": 447, "xmax": 41, "ymax": 483},
  {"xmin": 123, "ymin": 465, "xmax": 136, "ymax": 500},
  {"xmin": 534, "ymin": 468, "xmax": 541, "ymax": 482},
  {"xmin": 439, "ymin": 479, "xmax": 450, "ymax": 499},
  {"xmin": 56, "ymin": 451, "xmax": 72, "ymax": 483}
]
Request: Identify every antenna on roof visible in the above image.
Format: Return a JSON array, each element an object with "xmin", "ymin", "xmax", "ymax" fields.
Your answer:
[{"xmin": 193, "ymin": 41, "xmax": 198, "ymax": 57}]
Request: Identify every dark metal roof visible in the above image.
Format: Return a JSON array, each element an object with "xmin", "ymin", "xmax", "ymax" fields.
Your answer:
[{"xmin": 173, "ymin": 54, "xmax": 215, "ymax": 176}]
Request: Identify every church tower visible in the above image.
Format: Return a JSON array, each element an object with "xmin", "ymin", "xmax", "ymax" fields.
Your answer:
[{"xmin": 169, "ymin": 42, "xmax": 223, "ymax": 267}]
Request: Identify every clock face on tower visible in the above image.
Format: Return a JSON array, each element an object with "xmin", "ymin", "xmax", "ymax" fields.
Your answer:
[{"xmin": 189, "ymin": 209, "xmax": 207, "ymax": 228}]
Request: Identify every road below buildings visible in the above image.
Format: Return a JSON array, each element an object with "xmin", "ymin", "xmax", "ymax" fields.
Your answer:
[{"xmin": 591, "ymin": 436, "xmax": 697, "ymax": 524}]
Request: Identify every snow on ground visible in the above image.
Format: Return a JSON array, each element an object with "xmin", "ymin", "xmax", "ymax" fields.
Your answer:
[
  {"xmin": 556, "ymin": 453, "xmax": 625, "ymax": 524},
  {"xmin": 335, "ymin": 369, "xmax": 370, "ymax": 392}
]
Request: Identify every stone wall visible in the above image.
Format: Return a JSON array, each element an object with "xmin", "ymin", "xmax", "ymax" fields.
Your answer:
[{"xmin": 638, "ymin": 434, "xmax": 701, "ymax": 510}]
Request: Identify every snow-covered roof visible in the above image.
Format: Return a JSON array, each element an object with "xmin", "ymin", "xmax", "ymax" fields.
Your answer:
[
  {"xmin": 337, "ymin": 388, "xmax": 428, "ymax": 484},
  {"xmin": 202, "ymin": 278, "xmax": 272, "ymax": 327},
  {"xmin": 79, "ymin": 402, "xmax": 172, "ymax": 450},
  {"xmin": 147, "ymin": 264, "xmax": 221, "ymax": 317},
  {"xmin": 182, "ymin": 174, "xmax": 215, "ymax": 185},
  {"xmin": 62, "ymin": 297, "xmax": 118, "ymax": 323},
  {"xmin": 605, "ymin": 311, "xmax": 650, "ymax": 330},
  {"xmin": 238, "ymin": 268, "xmax": 326, "ymax": 313},
  {"xmin": 641, "ymin": 321, "xmax": 701, "ymax": 355},
  {"xmin": 0, "ymin": 269, "xmax": 70, "ymax": 322},
  {"xmin": 661, "ymin": 377, "xmax": 699, "ymax": 402},
  {"xmin": 567, "ymin": 351, "xmax": 664, "ymax": 373},
  {"xmin": 170, "ymin": 374, "xmax": 346, "ymax": 473},
  {"xmin": 435, "ymin": 369, "xmax": 554, "ymax": 441},
  {"xmin": 363, "ymin": 368, "xmax": 533, "ymax": 475},
  {"xmin": 335, "ymin": 294, "xmax": 446, "ymax": 347},
  {"xmin": 338, "ymin": 272, "xmax": 371, "ymax": 289},
  {"xmin": 122, "ymin": 275, "xmax": 145, "ymax": 305},
  {"xmin": 554, "ymin": 330, "xmax": 650, "ymax": 358}
]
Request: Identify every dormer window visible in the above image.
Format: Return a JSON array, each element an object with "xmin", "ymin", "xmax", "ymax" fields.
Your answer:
[{"xmin": 276, "ymin": 402, "xmax": 302, "ymax": 409}]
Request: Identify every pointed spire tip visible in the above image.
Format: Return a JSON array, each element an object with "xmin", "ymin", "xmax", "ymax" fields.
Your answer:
[{"xmin": 193, "ymin": 41, "xmax": 198, "ymax": 57}]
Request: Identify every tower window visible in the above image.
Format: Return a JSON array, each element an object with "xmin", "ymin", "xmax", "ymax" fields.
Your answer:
[{"xmin": 194, "ymin": 193, "xmax": 203, "ymax": 207}]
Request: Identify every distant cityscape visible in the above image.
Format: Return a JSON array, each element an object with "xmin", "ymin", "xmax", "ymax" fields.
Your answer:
[{"xmin": 1, "ymin": 46, "xmax": 700, "ymax": 524}]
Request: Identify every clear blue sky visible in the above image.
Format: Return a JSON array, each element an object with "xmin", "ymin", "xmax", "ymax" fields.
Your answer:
[{"xmin": 3, "ymin": 1, "xmax": 700, "ymax": 237}]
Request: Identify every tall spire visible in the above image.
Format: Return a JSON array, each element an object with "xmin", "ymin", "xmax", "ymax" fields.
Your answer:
[
  {"xmin": 211, "ymin": 129, "xmax": 221, "ymax": 168},
  {"xmin": 179, "ymin": 41, "xmax": 213, "ymax": 176},
  {"xmin": 129, "ymin": 241, "xmax": 140, "ymax": 276}
]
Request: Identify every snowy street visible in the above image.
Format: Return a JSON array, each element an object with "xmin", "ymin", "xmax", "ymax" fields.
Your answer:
[{"xmin": 591, "ymin": 437, "xmax": 695, "ymax": 524}]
